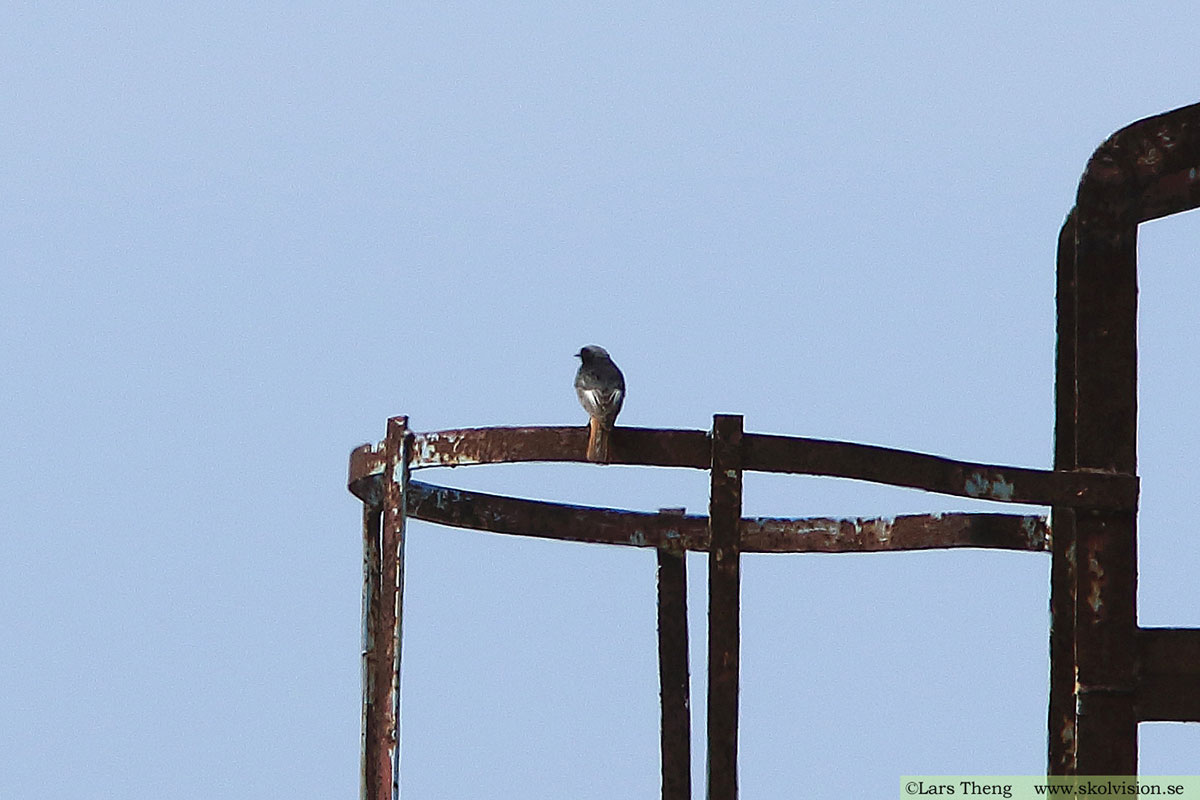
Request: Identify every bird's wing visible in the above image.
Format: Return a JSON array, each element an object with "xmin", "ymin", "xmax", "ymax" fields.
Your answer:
[{"xmin": 578, "ymin": 387, "xmax": 623, "ymax": 422}]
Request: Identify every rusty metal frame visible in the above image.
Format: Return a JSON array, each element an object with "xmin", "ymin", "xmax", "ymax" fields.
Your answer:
[
  {"xmin": 349, "ymin": 101, "xmax": 1200, "ymax": 798},
  {"xmin": 360, "ymin": 417, "xmax": 408, "ymax": 799},
  {"xmin": 655, "ymin": 507, "xmax": 691, "ymax": 800},
  {"xmin": 349, "ymin": 420, "xmax": 1066, "ymax": 800},
  {"xmin": 1050, "ymin": 100, "xmax": 1200, "ymax": 775}
]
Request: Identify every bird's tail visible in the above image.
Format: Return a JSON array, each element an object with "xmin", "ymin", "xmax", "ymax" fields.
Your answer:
[{"xmin": 587, "ymin": 417, "xmax": 610, "ymax": 463}]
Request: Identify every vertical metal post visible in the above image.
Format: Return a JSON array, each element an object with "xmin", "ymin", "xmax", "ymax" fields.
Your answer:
[
  {"xmin": 366, "ymin": 416, "xmax": 410, "ymax": 799},
  {"xmin": 707, "ymin": 415, "xmax": 743, "ymax": 800},
  {"xmin": 1073, "ymin": 189, "xmax": 1138, "ymax": 772},
  {"xmin": 1049, "ymin": 210, "xmax": 1078, "ymax": 775},
  {"xmin": 657, "ymin": 508, "xmax": 691, "ymax": 800},
  {"xmin": 361, "ymin": 504, "xmax": 383, "ymax": 799}
]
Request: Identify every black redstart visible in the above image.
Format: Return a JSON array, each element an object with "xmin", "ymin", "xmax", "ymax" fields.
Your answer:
[{"xmin": 574, "ymin": 345, "xmax": 625, "ymax": 462}]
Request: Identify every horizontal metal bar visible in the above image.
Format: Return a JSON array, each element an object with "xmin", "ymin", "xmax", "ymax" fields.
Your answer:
[
  {"xmin": 1139, "ymin": 165, "xmax": 1200, "ymax": 223},
  {"xmin": 409, "ymin": 425, "xmax": 710, "ymax": 469},
  {"xmin": 742, "ymin": 511, "xmax": 1047, "ymax": 553},
  {"xmin": 349, "ymin": 425, "xmax": 1136, "ymax": 511},
  {"xmin": 741, "ymin": 433, "xmax": 1136, "ymax": 510},
  {"xmin": 405, "ymin": 480, "xmax": 1049, "ymax": 554},
  {"xmin": 1135, "ymin": 627, "xmax": 1200, "ymax": 722},
  {"xmin": 407, "ymin": 480, "xmax": 706, "ymax": 549}
]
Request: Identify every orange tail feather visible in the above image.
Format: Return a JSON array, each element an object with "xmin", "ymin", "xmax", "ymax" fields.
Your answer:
[{"xmin": 587, "ymin": 417, "xmax": 610, "ymax": 463}]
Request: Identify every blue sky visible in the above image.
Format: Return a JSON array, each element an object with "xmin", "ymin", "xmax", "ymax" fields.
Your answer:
[{"xmin": 3, "ymin": 5, "xmax": 1198, "ymax": 798}]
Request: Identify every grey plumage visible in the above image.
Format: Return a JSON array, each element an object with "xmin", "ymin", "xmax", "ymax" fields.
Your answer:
[{"xmin": 574, "ymin": 345, "xmax": 625, "ymax": 462}]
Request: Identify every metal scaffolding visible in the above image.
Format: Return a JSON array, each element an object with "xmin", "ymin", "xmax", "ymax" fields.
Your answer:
[{"xmin": 347, "ymin": 100, "xmax": 1200, "ymax": 799}]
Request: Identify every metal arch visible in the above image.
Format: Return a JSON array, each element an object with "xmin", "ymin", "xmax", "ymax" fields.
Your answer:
[{"xmin": 1051, "ymin": 100, "xmax": 1200, "ymax": 776}]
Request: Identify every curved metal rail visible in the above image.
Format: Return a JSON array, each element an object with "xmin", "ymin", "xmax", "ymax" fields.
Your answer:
[
  {"xmin": 405, "ymin": 479, "xmax": 1049, "ymax": 553},
  {"xmin": 350, "ymin": 424, "xmax": 1136, "ymax": 514}
]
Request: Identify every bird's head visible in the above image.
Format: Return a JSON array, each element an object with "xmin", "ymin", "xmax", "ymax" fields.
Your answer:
[{"xmin": 576, "ymin": 345, "xmax": 611, "ymax": 362}]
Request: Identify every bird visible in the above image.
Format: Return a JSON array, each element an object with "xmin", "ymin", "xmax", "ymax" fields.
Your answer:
[{"xmin": 574, "ymin": 345, "xmax": 625, "ymax": 462}]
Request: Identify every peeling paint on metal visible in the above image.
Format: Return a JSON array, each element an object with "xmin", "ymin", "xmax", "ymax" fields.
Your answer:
[
  {"xmin": 413, "ymin": 431, "xmax": 471, "ymax": 466},
  {"xmin": 964, "ymin": 471, "xmax": 1015, "ymax": 501},
  {"xmin": 1021, "ymin": 516, "xmax": 1044, "ymax": 548},
  {"xmin": 1087, "ymin": 554, "xmax": 1104, "ymax": 614},
  {"xmin": 854, "ymin": 516, "xmax": 894, "ymax": 542}
]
